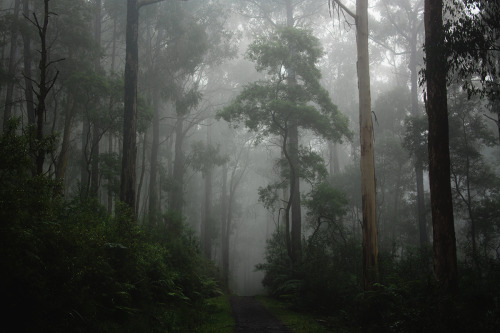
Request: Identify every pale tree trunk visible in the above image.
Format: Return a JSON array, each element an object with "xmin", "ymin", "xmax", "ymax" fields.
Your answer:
[
  {"xmin": 424, "ymin": 0, "xmax": 458, "ymax": 293},
  {"xmin": 331, "ymin": 0, "xmax": 379, "ymax": 290},
  {"xmin": 356, "ymin": 0, "xmax": 379, "ymax": 291},
  {"xmin": 221, "ymin": 163, "xmax": 229, "ymax": 287}
]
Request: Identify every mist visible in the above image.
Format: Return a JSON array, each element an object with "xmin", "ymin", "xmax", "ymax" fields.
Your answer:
[{"xmin": 1, "ymin": 0, "xmax": 499, "ymax": 331}]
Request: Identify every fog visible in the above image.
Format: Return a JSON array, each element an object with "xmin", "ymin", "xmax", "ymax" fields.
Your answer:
[{"xmin": 1, "ymin": 0, "xmax": 499, "ymax": 301}]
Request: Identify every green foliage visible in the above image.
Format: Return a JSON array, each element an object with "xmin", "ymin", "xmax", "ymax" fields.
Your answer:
[{"xmin": 0, "ymin": 126, "xmax": 223, "ymax": 332}]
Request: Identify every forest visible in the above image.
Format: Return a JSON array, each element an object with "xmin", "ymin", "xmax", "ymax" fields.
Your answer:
[{"xmin": 0, "ymin": 0, "xmax": 499, "ymax": 332}]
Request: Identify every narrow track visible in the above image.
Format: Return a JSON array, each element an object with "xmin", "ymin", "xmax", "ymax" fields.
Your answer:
[{"xmin": 229, "ymin": 296, "xmax": 292, "ymax": 333}]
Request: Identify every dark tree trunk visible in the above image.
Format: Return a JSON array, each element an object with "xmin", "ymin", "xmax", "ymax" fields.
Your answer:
[
  {"xmin": 3, "ymin": 0, "xmax": 21, "ymax": 131},
  {"xmin": 22, "ymin": 0, "xmax": 35, "ymax": 125},
  {"xmin": 148, "ymin": 86, "xmax": 160, "ymax": 224},
  {"xmin": 120, "ymin": 0, "xmax": 140, "ymax": 212},
  {"xmin": 424, "ymin": 0, "xmax": 458, "ymax": 293},
  {"xmin": 34, "ymin": 0, "xmax": 52, "ymax": 176},
  {"xmin": 90, "ymin": 0, "xmax": 103, "ymax": 197}
]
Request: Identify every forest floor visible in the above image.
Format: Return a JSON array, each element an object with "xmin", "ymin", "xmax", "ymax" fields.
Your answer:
[{"xmin": 230, "ymin": 296, "xmax": 292, "ymax": 332}]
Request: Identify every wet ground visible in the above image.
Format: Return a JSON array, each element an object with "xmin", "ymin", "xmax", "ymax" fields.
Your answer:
[{"xmin": 229, "ymin": 296, "xmax": 292, "ymax": 333}]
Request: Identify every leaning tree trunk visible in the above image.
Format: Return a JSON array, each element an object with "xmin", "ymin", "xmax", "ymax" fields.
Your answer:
[
  {"xmin": 424, "ymin": 0, "xmax": 458, "ymax": 293},
  {"xmin": 356, "ymin": 0, "xmax": 379, "ymax": 291}
]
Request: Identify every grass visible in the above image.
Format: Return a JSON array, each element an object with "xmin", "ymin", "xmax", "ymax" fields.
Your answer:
[
  {"xmin": 255, "ymin": 295, "xmax": 339, "ymax": 333},
  {"xmin": 192, "ymin": 294, "xmax": 235, "ymax": 333}
]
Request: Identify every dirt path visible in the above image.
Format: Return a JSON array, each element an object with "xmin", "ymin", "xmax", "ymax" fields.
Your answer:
[{"xmin": 229, "ymin": 296, "xmax": 292, "ymax": 332}]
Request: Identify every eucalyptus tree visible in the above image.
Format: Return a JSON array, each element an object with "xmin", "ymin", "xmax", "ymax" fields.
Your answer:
[
  {"xmin": 330, "ymin": 0, "xmax": 379, "ymax": 290},
  {"xmin": 424, "ymin": 0, "xmax": 458, "ymax": 293},
  {"xmin": 218, "ymin": 26, "xmax": 350, "ymax": 264}
]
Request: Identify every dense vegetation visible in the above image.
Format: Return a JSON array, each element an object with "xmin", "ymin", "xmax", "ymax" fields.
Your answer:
[
  {"xmin": 0, "ymin": 122, "xmax": 222, "ymax": 332},
  {"xmin": 1, "ymin": 0, "xmax": 499, "ymax": 332}
]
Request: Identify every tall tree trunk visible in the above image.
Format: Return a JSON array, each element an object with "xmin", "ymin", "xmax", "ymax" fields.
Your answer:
[
  {"xmin": 120, "ymin": 0, "xmax": 140, "ymax": 212},
  {"xmin": 202, "ymin": 127, "xmax": 213, "ymax": 259},
  {"xmin": 285, "ymin": 0, "xmax": 302, "ymax": 264},
  {"xmin": 221, "ymin": 163, "xmax": 229, "ymax": 287},
  {"xmin": 169, "ymin": 115, "xmax": 185, "ymax": 214},
  {"xmin": 148, "ymin": 86, "xmax": 160, "ymax": 224},
  {"xmin": 90, "ymin": 0, "xmax": 103, "ymax": 197},
  {"xmin": 356, "ymin": 0, "xmax": 379, "ymax": 291},
  {"xmin": 55, "ymin": 90, "xmax": 76, "ymax": 186},
  {"xmin": 3, "ymin": 0, "xmax": 20, "ymax": 131},
  {"xmin": 329, "ymin": 142, "xmax": 340, "ymax": 175},
  {"xmin": 22, "ymin": 0, "xmax": 35, "ymax": 125},
  {"xmin": 136, "ymin": 133, "xmax": 147, "ymax": 215},
  {"xmin": 34, "ymin": 0, "xmax": 53, "ymax": 176},
  {"xmin": 424, "ymin": 0, "xmax": 458, "ymax": 293}
]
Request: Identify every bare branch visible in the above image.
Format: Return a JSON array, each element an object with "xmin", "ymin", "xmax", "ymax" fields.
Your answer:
[{"xmin": 330, "ymin": 0, "xmax": 356, "ymax": 20}]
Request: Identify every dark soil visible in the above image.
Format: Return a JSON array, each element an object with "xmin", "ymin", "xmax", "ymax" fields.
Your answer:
[{"xmin": 229, "ymin": 296, "xmax": 292, "ymax": 332}]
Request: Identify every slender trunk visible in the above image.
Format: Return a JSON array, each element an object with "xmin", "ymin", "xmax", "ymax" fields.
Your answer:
[
  {"xmin": 424, "ymin": 0, "xmax": 458, "ymax": 293},
  {"xmin": 286, "ymin": 0, "xmax": 302, "ymax": 264},
  {"xmin": 148, "ymin": 80, "xmax": 160, "ymax": 224},
  {"xmin": 81, "ymin": 120, "xmax": 90, "ymax": 194},
  {"xmin": 55, "ymin": 92, "xmax": 76, "ymax": 186},
  {"xmin": 202, "ymin": 127, "xmax": 213, "ymax": 259},
  {"xmin": 35, "ymin": 0, "xmax": 51, "ymax": 176},
  {"xmin": 136, "ymin": 133, "xmax": 147, "ymax": 215},
  {"xmin": 329, "ymin": 141, "xmax": 340, "ymax": 175},
  {"xmin": 89, "ymin": 0, "xmax": 102, "ymax": 197},
  {"xmin": 169, "ymin": 115, "xmax": 185, "ymax": 214},
  {"xmin": 221, "ymin": 163, "xmax": 229, "ymax": 287},
  {"xmin": 120, "ymin": 0, "xmax": 139, "ymax": 212},
  {"xmin": 356, "ymin": 0, "xmax": 379, "ymax": 291},
  {"xmin": 3, "ymin": 0, "xmax": 21, "ymax": 131},
  {"xmin": 22, "ymin": 0, "xmax": 35, "ymax": 125}
]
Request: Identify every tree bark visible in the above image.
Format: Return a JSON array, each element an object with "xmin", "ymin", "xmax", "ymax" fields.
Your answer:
[
  {"xmin": 148, "ymin": 85, "xmax": 160, "ymax": 224},
  {"xmin": 356, "ymin": 0, "xmax": 379, "ymax": 291},
  {"xmin": 3, "ymin": 0, "xmax": 21, "ymax": 131},
  {"xmin": 424, "ymin": 0, "xmax": 458, "ymax": 293},
  {"xmin": 22, "ymin": 0, "xmax": 35, "ymax": 126},
  {"xmin": 90, "ymin": 0, "xmax": 103, "ymax": 197},
  {"xmin": 120, "ymin": 0, "xmax": 140, "ymax": 212}
]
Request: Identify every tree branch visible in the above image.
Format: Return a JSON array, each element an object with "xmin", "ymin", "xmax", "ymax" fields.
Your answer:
[{"xmin": 330, "ymin": 0, "xmax": 356, "ymax": 20}]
